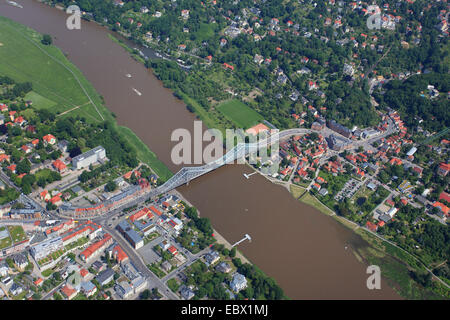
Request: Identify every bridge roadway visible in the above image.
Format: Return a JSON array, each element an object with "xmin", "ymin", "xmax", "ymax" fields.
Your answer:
[
  {"xmin": 60, "ymin": 128, "xmax": 312, "ymax": 215},
  {"xmin": 55, "ymin": 123, "xmax": 397, "ymax": 218}
]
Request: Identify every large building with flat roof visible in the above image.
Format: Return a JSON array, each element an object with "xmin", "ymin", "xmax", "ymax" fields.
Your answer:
[
  {"xmin": 117, "ymin": 221, "xmax": 144, "ymax": 249},
  {"xmin": 30, "ymin": 236, "xmax": 63, "ymax": 261},
  {"xmin": 72, "ymin": 146, "xmax": 107, "ymax": 170}
]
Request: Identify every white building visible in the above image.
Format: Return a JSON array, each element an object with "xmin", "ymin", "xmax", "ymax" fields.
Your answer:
[
  {"xmin": 230, "ymin": 273, "xmax": 248, "ymax": 292},
  {"xmin": 0, "ymin": 263, "xmax": 9, "ymax": 277},
  {"xmin": 115, "ymin": 280, "xmax": 133, "ymax": 299},
  {"xmin": 72, "ymin": 146, "xmax": 107, "ymax": 170},
  {"xmin": 387, "ymin": 207, "xmax": 398, "ymax": 218},
  {"xmin": 30, "ymin": 236, "xmax": 63, "ymax": 261},
  {"xmin": 406, "ymin": 147, "xmax": 417, "ymax": 157}
]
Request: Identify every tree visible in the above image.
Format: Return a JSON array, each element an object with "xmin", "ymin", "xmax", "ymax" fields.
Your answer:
[
  {"xmin": 140, "ymin": 289, "xmax": 151, "ymax": 300},
  {"xmin": 230, "ymin": 247, "xmax": 237, "ymax": 258},
  {"xmin": 17, "ymin": 158, "xmax": 31, "ymax": 175},
  {"xmin": 41, "ymin": 34, "xmax": 52, "ymax": 45},
  {"xmin": 53, "ymin": 292, "xmax": 62, "ymax": 300},
  {"xmin": 105, "ymin": 180, "xmax": 117, "ymax": 192}
]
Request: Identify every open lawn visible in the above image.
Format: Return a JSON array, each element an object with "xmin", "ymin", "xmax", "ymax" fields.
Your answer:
[
  {"xmin": 299, "ymin": 192, "xmax": 335, "ymax": 216},
  {"xmin": 24, "ymin": 91, "xmax": 57, "ymax": 109},
  {"xmin": 167, "ymin": 278, "xmax": 180, "ymax": 293},
  {"xmin": 0, "ymin": 16, "xmax": 110, "ymax": 123},
  {"xmin": 0, "ymin": 16, "xmax": 173, "ymax": 181},
  {"xmin": 195, "ymin": 23, "xmax": 216, "ymax": 42},
  {"xmin": 0, "ymin": 235, "xmax": 12, "ymax": 250},
  {"xmin": 7, "ymin": 225, "xmax": 27, "ymax": 243},
  {"xmin": 289, "ymin": 184, "xmax": 306, "ymax": 199},
  {"xmin": 217, "ymin": 99, "xmax": 264, "ymax": 129}
]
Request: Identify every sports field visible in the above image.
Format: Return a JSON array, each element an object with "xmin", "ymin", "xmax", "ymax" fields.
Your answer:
[{"xmin": 217, "ymin": 99, "xmax": 264, "ymax": 129}]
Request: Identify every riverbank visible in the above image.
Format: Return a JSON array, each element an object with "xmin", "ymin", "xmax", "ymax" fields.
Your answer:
[
  {"xmin": 0, "ymin": 15, "xmax": 172, "ymax": 182},
  {"xmin": 172, "ymin": 190, "xmax": 251, "ymax": 265},
  {"xmin": 289, "ymin": 181, "xmax": 449, "ymax": 299},
  {"xmin": 1, "ymin": 1, "xmax": 409, "ymax": 299},
  {"xmin": 245, "ymin": 162, "xmax": 448, "ymax": 299}
]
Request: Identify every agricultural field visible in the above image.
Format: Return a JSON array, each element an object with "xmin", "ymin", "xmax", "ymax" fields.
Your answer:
[{"xmin": 217, "ymin": 99, "xmax": 264, "ymax": 129}]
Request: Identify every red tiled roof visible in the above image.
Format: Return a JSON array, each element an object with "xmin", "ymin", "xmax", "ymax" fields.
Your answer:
[
  {"xmin": 130, "ymin": 207, "xmax": 151, "ymax": 222},
  {"xmin": 433, "ymin": 202, "xmax": 449, "ymax": 216},
  {"xmin": 112, "ymin": 245, "xmax": 128, "ymax": 262},
  {"xmin": 439, "ymin": 191, "xmax": 450, "ymax": 204},
  {"xmin": 149, "ymin": 206, "xmax": 162, "ymax": 216},
  {"xmin": 61, "ymin": 285, "xmax": 77, "ymax": 299},
  {"xmin": 43, "ymin": 134, "xmax": 56, "ymax": 143},
  {"xmin": 80, "ymin": 268, "xmax": 89, "ymax": 278},
  {"xmin": 80, "ymin": 233, "xmax": 112, "ymax": 260},
  {"xmin": 366, "ymin": 221, "xmax": 378, "ymax": 232},
  {"xmin": 53, "ymin": 159, "xmax": 66, "ymax": 172},
  {"xmin": 168, "ymin": 245, "xmax": 178, "ymax": 255}
]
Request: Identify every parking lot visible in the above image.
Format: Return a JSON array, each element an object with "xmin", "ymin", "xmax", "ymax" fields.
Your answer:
[
  {"xmin": 334, "ymin": 178, "xmax": 361, "ymax": 201},
  {"xmin": 137, "ymin": 236, "xmax": 164, "ymax": 265}
]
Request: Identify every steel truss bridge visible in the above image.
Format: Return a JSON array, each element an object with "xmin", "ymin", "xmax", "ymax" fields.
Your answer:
[{"xmin": 64, "ymin": 128, "xmax": 312, "ymax": 212}]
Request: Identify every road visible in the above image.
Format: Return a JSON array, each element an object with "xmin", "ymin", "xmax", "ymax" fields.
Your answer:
[{"xmin": 101, "ymin": 224, "xmax": 179, "ymax": 300}]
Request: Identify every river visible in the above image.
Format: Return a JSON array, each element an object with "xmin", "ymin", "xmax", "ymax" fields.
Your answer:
[{"xmin": 0, "ymin": 0, "xmax": 400, "ymax": 299}]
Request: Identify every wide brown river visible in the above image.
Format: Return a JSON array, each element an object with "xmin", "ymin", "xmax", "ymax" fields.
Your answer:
[{"xmin": 1, "ymin": 0, "xmax": 400, "ymax": 299}]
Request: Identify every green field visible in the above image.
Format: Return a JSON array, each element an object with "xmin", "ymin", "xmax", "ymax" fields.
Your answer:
[
  {"xmin": 167, "ymin": 278, "xmax": 180, "ymax": 293},
  {"xmin": 0, "ymin": 16, "xmax": 110, "ymax": 122},
  {"xmin": 0, "ymin": 16, "xmax": 173, "ymax": 180},
  {"xmin": 217, "ymin": 99, "xmax": 264, "ymax": 129},
  {"xmin": 195, "ymin": 23, "xmax": 216, "ymax": 42},
  {"xmin": 0, "ymin": 226, "xmax": 12, "ymax": 249},
  {"xmin": 24, "ymin": 91, "xmax": 57, "ymax": 109}
]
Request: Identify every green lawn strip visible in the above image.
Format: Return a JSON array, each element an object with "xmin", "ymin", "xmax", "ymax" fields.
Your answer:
[
  {"xmin": 167, "ymin": 278, "xmax": 180, "ymax": 293},
  {"xmin": 117, "ymin": 126, "xmax": 173, "ymax": 181},
  {"xmin": 216, "ymin": 99, "xmax": 264, "ymax": 129},
  {"xmin": 147, "ymin": 264, "xmax": 165, "ymax": 278},
  {"xmin": 298, "ymin": 192, "xmax": 335, "ymax": 217},
  {"xmin": 24, "ymin": 91, "xmax": 57, "ymax": 109},
  {"xmin": 12, "ymin": 290, "xmax": 28, "ymax": 300},
  {"xmin": 0, "ymin": 16, "xmax": 172, "ymax": 183},
  {"xmin": 177, "ymin": 91, "xmax": 224, "ymax": 134},
  {"xmin": 0, "ymin": 236, "xmax": 12, "ymax": 250},
  {"xmin": 289, "ymin": 184, "xmax": 305, "ymax": 199},
  {"xmin": 195, "ymin": 23, "xmax": 216, "ymax": 42},
  {"xmin": 7, "ymin": 225, "xmax": 27, "ymax": 243}
]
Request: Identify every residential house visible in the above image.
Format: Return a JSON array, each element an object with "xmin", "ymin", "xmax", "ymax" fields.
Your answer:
[
  {"xmin": 230, "ymin": 273, "xmax": 248, "ymax": 292},
  {"xmin": 95, "ymin": 268, "xmax": 115, "ymax": 287},
  {"xmin": 60, "ymin": 284, "xmax": 77, "ymax": 300}
]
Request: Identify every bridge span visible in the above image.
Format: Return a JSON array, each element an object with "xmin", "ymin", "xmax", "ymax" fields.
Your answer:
[{"xmin": 59, "ymin": 128, "xmax": 313, "ymax": 215}]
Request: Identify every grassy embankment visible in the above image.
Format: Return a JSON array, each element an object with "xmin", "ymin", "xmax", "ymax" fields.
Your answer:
[
  {"xmin": 0, "ymin": 16, "xmax": 172, "ymax": 181},
  {"xmin": 107, "ymin": 34, "xmax": 265, "ymax": 135},
  {"xmin": 289, "ymin": 186, "xmax": 449, "ymax": 299}
]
